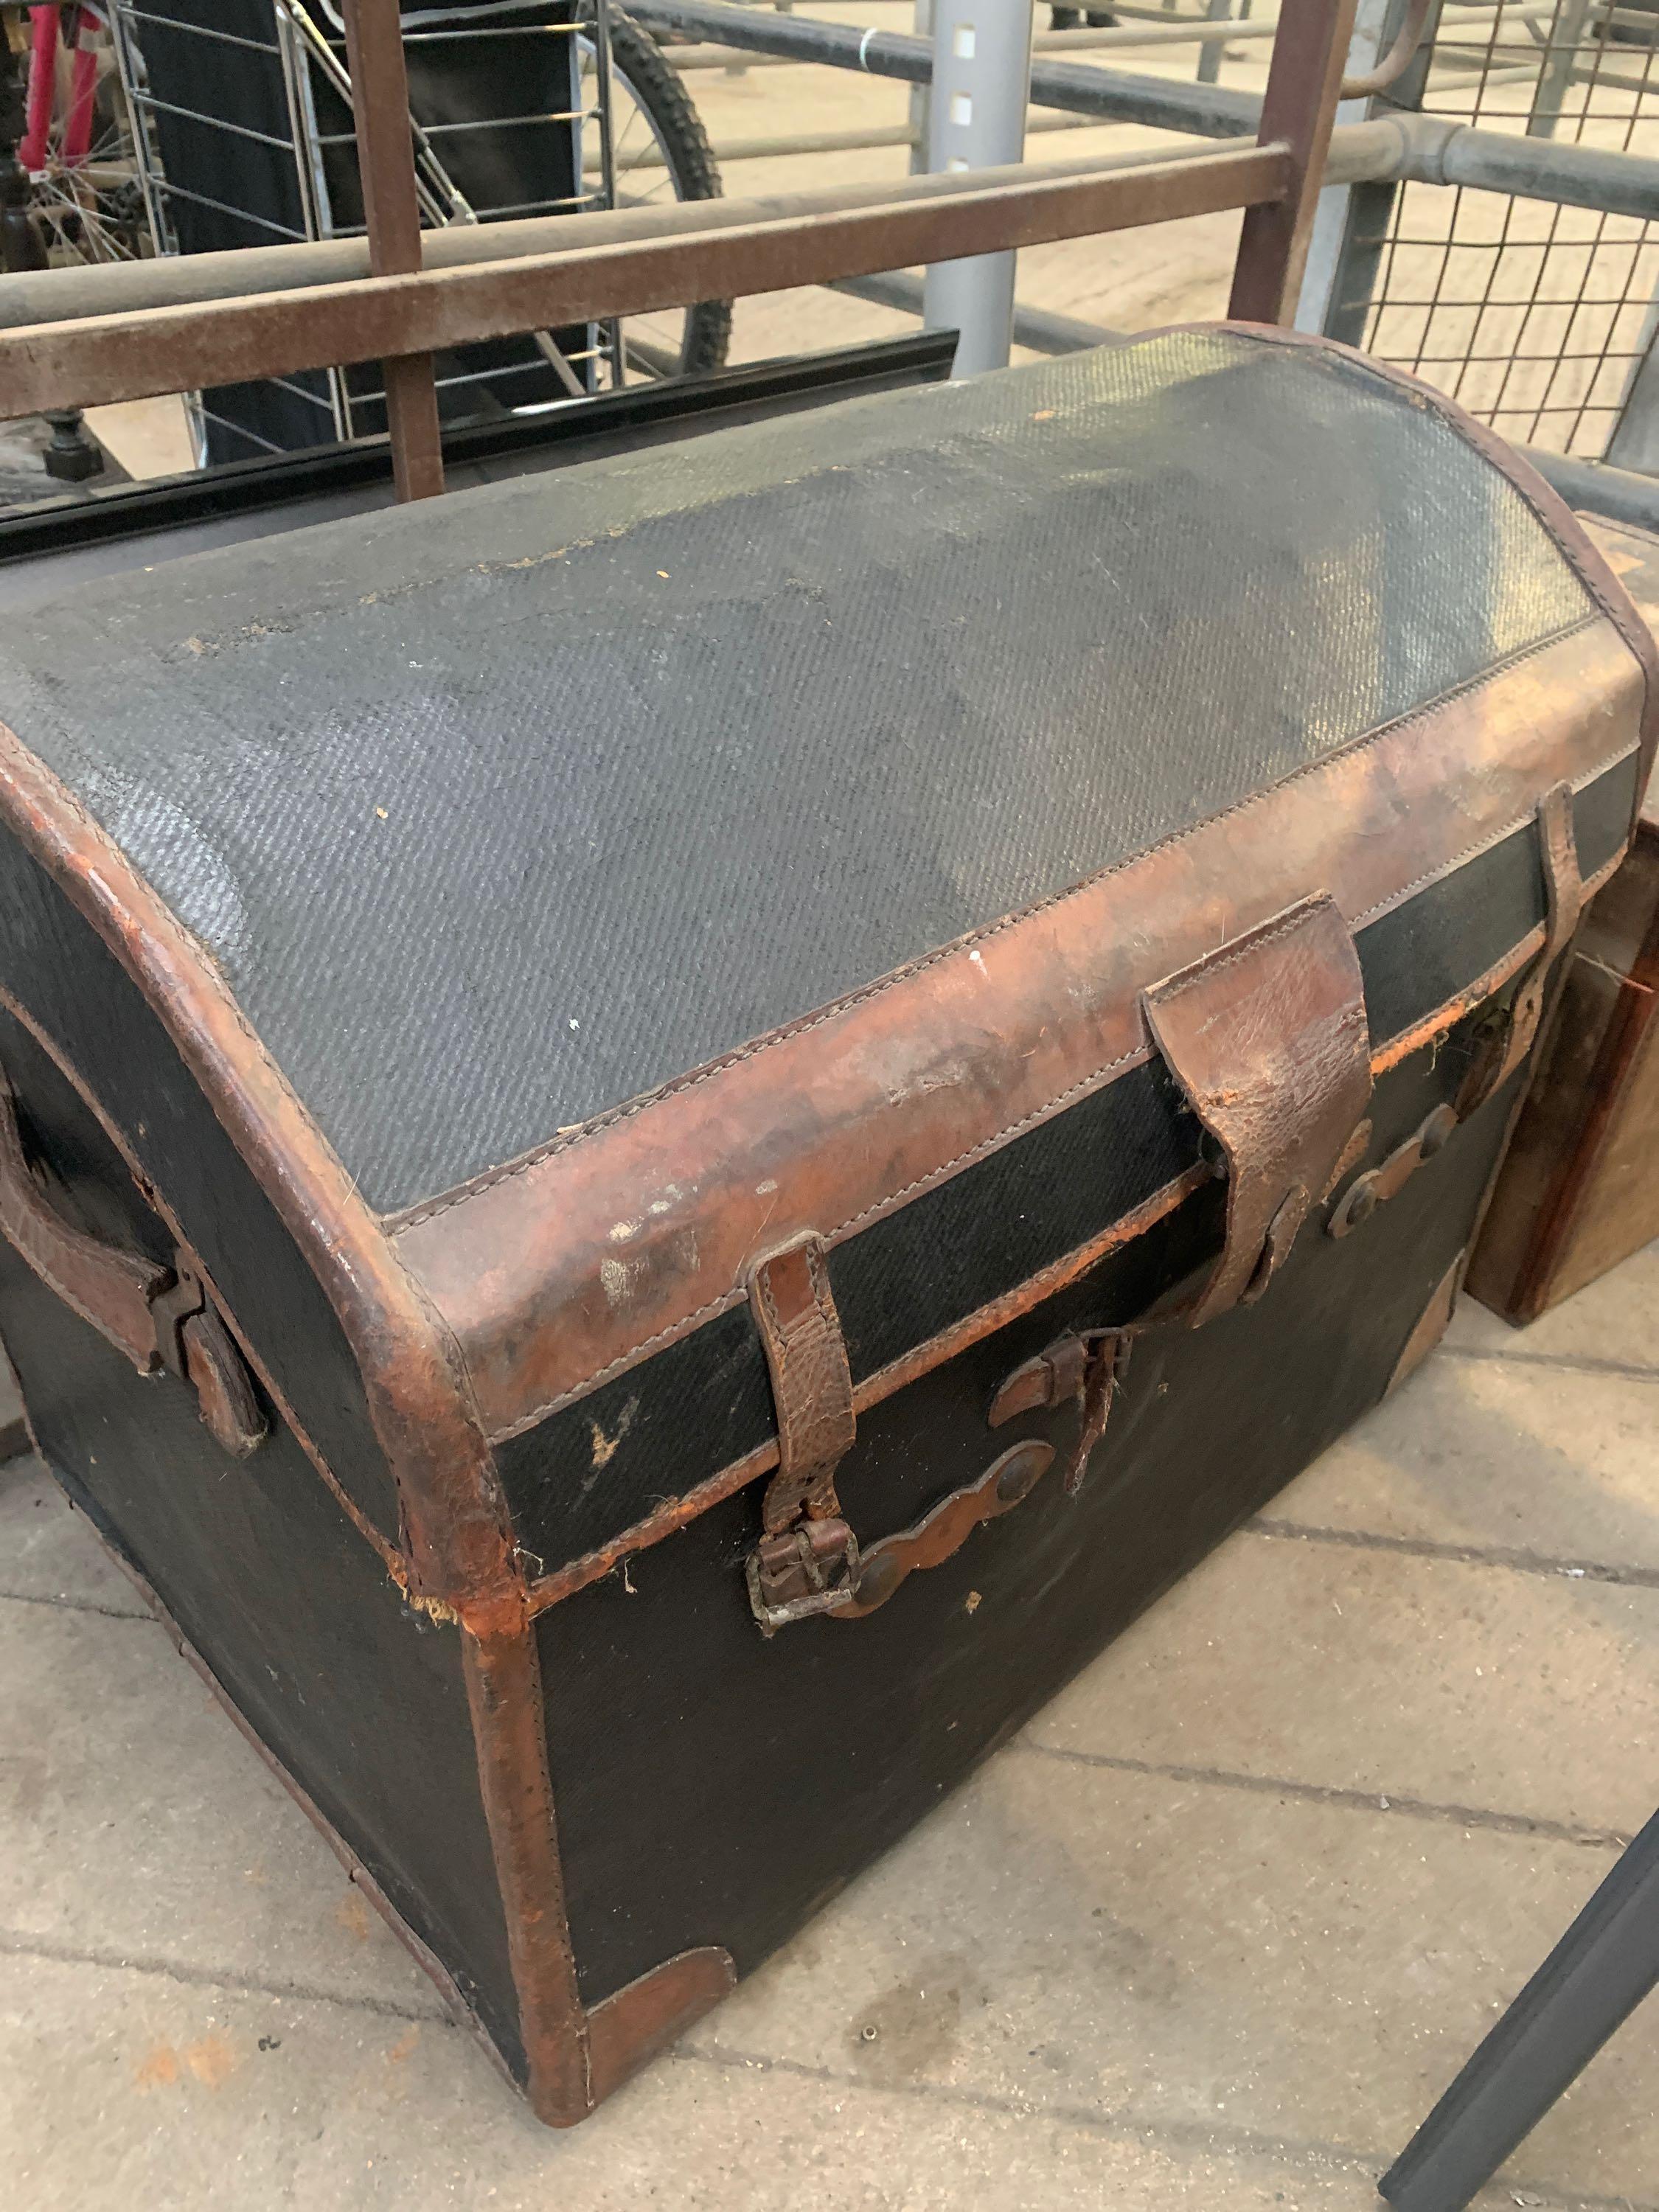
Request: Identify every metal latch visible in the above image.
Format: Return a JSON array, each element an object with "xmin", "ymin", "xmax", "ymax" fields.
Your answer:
[
  {"xmin": 151, "ymin": 1258, "xmax": 268, "ymax": 1460},
  {"xmin": 746, "ymin": 1517, "xmax": 861, "ymax": 1635}
]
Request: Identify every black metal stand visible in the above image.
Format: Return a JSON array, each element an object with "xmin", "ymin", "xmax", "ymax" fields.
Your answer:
[
  {"xmin": 1380, "ymin": 1806, "xmax": 1659, "ymax": 2212},
  {"xmin": 41, "ymin": 411, "xmax": 105, "ymax": 484}
]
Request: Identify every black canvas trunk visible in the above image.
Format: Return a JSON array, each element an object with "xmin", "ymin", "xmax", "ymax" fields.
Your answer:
[{"xmin": 0, "ymin": 325, "xmax": 1652, "ymax": 2122}]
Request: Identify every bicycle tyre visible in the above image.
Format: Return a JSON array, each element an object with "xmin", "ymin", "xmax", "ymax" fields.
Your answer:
[{"xmin": 600, "ymin": 7, "xmax": 732, "ymax": 378}]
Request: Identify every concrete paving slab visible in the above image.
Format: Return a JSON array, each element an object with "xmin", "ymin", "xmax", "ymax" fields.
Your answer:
[
  {"xmin": 0, "ymin": 1950, "xmax": 1447, "ymax": 2212},
  {"xmin": 7, "ymin": 1478, "xmax": 1656, "ymax": 2205},
  {"xmin": 707, "ymin": 1754, "xmax": 1659, "ymax": 2207},
  {"xmin": 1265, "ymin": 1349, "xmax": 1659, "ymax": 1573},
  {"xmin": 1027, "ymin": 1531, "xmax": 1659, "ymax": 1837},
  {"xmin": 4, "ymin": 1281, "xmax": 1655, "ymax": 2202},
  {"xmin": 1450, "ymin": 1238, "xmax": 1659, "ymax": 1373},
  {"xmin": 0, "ymin": 1596, "xmax": 445, "ymax": 2016},
  {"xmin": 0, "ymin": 1458, "xmax": 149, "ymax": 1616}
]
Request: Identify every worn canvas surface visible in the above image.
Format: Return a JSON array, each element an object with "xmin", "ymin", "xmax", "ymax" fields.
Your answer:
[{"xmin": 0, "ymin": 330, "xmax": 1592, "ymax": 1210}]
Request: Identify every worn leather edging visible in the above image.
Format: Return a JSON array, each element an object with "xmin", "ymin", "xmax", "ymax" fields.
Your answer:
[
  {"xmin": 517, "ymin": 846, "xmax": 1631, "ymax": 1622},
  {"xmin": 1215, "ymin": 320, "xmax": 1659, "ymax": 820},
  {"xmin": 0, "ymin": 728, "xmax": 613, "ymax": 2135},
  {"xmin": 393, "ymin": 620, "xmax": 1642, "ymax": 1447},
  {"xmin": 0, "ymin": 723, "xmax": 523, "ymax": 1633},
  {"xmin": 488, "ymin": 740, "xmax": 1635, "ymax": 1450},
  {"xmin": 387, "ymin": 619, "xmax": 1592, "ymax": 1243},
  {"xmin": 462, "ymin": 1620, "xmax": 737, "ymax": 2122}
]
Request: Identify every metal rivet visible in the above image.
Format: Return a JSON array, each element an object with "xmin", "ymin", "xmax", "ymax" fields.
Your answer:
[
  {"xmin": 852, "ymin": 1550, "xmax": 900, "ymax": 1609},
  {"xmin": 1418, "ymin": 1106, "xmax": 1458, "ymax": 1160},
  {"xmin": 994, "ymin": 1439, "xmax": 1054, "ymax": 1505},
  {"xmin": 1343, "ymin": 1177, "xmax": 1380, "ymax": 1229}
]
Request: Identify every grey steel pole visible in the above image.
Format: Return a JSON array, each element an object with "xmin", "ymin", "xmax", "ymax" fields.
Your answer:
[
  {"xmin": 909, "ymin": 0, "xmax": 933, "ymax": 173},
  {"xmin": 1295, "ymin": 0, "xmax": 1389, "ymax": 333},
  {"xmin": 922, "ymin": 0, "xmax": 1035, "ymax": 375}
]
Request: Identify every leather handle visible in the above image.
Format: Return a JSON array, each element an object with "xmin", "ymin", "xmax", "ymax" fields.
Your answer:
[
  {"xmin": 0, "ymin": 1070, "xmax": 171, "ymax": 1373},
  {"xmin": 0, "ymin": 1068, "xmax": 266, "ymax": 1457}
]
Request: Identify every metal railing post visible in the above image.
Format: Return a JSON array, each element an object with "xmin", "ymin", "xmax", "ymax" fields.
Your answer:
[
  {"xmin": 341, "ymin": 0, "xmax": 445, "ymax": 501},
  {"xmin": 922, "ymin": 0, "xmax": 1035, "ymax": 373},
  {"xmin": 908, "ymin": 0, "xmax": 934, "ymax": 173},
  {"xmin": 1229, "ymin": 0, "xmax": 1363, "ymax": 324}
]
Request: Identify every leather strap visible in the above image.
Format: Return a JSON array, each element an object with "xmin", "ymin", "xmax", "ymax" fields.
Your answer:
[
  {"xmin": 1483, "ymin": 782, "xmax": 1581, "ymax": 1104},
  {"xmin": 748, "ymin": 1232, "xmax": 855, "ymax": 1534},
  {"xmin": 1144, "ymin": 894, "xmax": 1372, "ymax": 1326},
  {"xmin": 0, "ymin": 1068, "xmax": 169, "ymax": 1371},
  {"xmin": 0, "ymin": 1065, "xmax": 265, "ymax": 1456}
]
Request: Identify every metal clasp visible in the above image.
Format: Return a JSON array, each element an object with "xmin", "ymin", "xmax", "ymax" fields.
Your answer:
[{"xmin": 745, "ymin": 1517, "xmax": 860, "ymax": 1635}]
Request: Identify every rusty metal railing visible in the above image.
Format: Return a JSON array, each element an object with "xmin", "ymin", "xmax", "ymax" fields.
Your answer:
[{"xmin": 0, "ymin": 0, "xmax": 1363, "ymax": 500}]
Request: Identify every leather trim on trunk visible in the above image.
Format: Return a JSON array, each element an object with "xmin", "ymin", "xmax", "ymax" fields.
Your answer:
[{"xmin": 390, "ymin": 619, "xmax": 1644, "ymax": 1446}]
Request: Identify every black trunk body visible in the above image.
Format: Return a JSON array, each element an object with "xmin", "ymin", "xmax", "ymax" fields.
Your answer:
[{"xmin": 0, "ymin": 330, "xmax": 1647, "ymax": 2120}]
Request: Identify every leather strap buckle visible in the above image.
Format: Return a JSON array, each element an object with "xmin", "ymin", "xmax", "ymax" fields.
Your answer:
[{"xmin": 745, "ymin": 1517, "xmax": 860, "ymax": 1635}]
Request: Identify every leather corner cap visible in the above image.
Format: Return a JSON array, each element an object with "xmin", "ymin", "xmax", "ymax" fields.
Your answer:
[{"xmin": 1144, "ymin": 894, "xmax": 1372, "ymax": 1324}]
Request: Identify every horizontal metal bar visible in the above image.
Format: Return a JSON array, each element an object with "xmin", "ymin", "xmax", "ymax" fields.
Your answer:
[
  {"xmin": 0, "ymin": 140, "xmax": 1265, "ymax": 333},
  {"xmin": 599, "ymin": 123, "xmax": 920, "ymax": 166},
  {"xmin": 830, "ymin": 268, "xmax": 1128, "ymax": 354},
  {"xmin": 627, "ymin": 0, "xmax": 1659, "ymax": 218},
  {"xmin": 1522, "ymin": 446, "xmax": 1659, "ymax": 533},
  {"xmin": 669, "ymin": 18, "xmax": 1275, "ymax": 69},
  {"xmin": 626, "ymin": 0, "xmax": 1267, "ymax": 133},
  {"xmin": 1029, "ymin": 18, "xmax": 1278, "ymax": 46},
  {"xmin": 597, "ymin": 109, "xmax": 1099, "ymax": 171},
  {"xmin": 401, "ymin": 20, "xmax": 582, "ymax": 36},
  {"xmin": 0, "ymin": 143, "xmax": 1287, "ymax": 417},
  {"xmin": 4, "ymin": 17, "xmax": 1655, "ymax": 344},
  {"xmin": 129, "ymin": 89, "xmax": 301, "ymax": 155},
  {"xmin": 647, "ymin": 46, "xmax": 815, "ymax": 69},
  {"xmin": 1405, "ymin": 111, "xmax": 1659, "ymax": 219},
  {"xmin": 119, "ymin": 7, "xmax": 283, "ymax": 56}
]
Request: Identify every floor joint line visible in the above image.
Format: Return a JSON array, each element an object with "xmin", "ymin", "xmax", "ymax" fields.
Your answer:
[
  {"xmin": 0, "ymin": 1926, "xmax": 451, "ymax": 2025},
  {"xmin": 1441, "ymin": 1342, "xmax": 1659, "ymax": 1385},
  {"xmin": 1012, "ymin": 1742, "xmax": 1632, "ymax": 1850},
  {"xmin": 0, "ymin": 1585, "xmax": 157, "ymax": 1622},
  {"xmin": 672, "ymin": 2041, "xmax": 1658, "ymax": 2211},
  {"xmin": 1244, "ymin": 1517, "xmax": 1659, "ymax": 1590}
]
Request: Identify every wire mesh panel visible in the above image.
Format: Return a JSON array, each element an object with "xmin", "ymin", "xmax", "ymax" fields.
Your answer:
[{"xmin": 1354, "ymin": 0, "xmax": 1659, "ymax": 459}]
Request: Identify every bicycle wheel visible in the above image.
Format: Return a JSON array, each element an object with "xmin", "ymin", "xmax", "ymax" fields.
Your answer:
[
  {"xmin": 579, "ymin": 6, "xmax": 731, "ymax": 381},
  {"xmin": 16, "ymin": 5, "xmax": 145, "ymax": 268}
]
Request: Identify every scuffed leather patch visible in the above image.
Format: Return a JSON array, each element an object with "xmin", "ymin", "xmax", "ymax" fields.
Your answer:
[{"xmin": 1144, "ymin": 894, "xmax": 1373, "ymax": 1324}]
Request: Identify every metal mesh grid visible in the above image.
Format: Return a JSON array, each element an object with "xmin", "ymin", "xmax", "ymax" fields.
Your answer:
[{"xmin": 1361, "ymin": 0, "xmax": 1659, "ymax": 457}]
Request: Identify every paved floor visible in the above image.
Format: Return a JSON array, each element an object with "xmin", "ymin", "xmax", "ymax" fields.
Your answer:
[{"xmin": 2, "ymin": 1246, "xmax": 1655, "ymax": 2209}]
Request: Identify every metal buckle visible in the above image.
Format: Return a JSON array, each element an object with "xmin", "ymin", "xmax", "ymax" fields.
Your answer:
[
  {"xmin": 745, "ymin": 1518, "xmax": 861, "ymax": 1635},
  {"xmin": 147, "ymin": 1259, "xmax": 207, "ymax": 1379}
]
